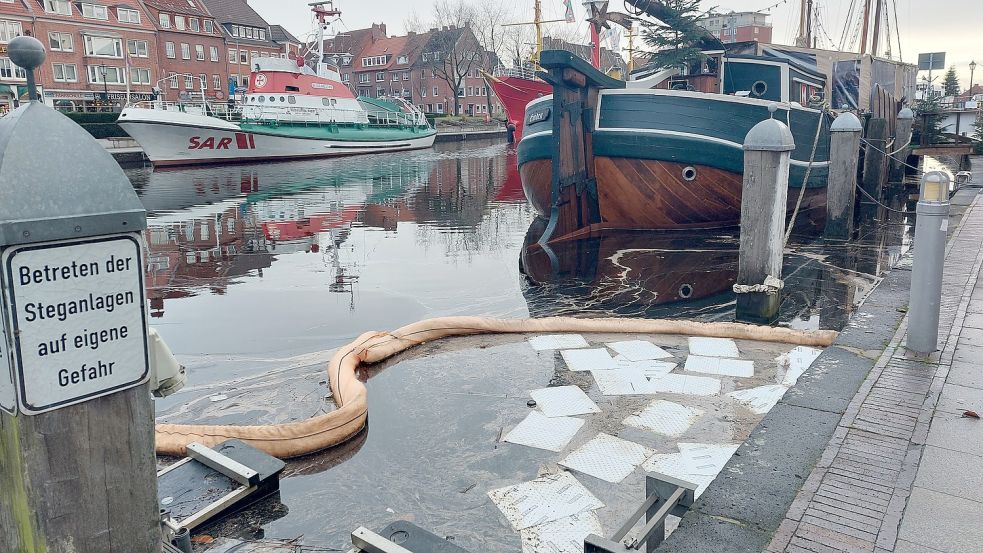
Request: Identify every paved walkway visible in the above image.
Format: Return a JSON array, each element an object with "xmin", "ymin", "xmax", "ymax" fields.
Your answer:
[{"xmin": 768, "ymin": 187, "xmax": 983, "ymax": 553}]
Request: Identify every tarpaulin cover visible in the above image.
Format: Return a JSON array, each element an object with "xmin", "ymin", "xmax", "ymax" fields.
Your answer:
[{"xmin": 832, "ymin": 60, "xmax": 861, "ymax": 110}]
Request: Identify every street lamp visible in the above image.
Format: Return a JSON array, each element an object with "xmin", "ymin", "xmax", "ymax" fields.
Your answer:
[
  {"xmin": 971, "ymin": 60, "xmax": 977, "ymax": 94},
  {"xmin": 98, "ymin": 64, "xmax": 109, "ymax": 107}
]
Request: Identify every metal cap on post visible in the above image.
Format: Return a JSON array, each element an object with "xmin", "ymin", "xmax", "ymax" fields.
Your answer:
[
  {"xmin": 736, "ymin": 115, "xmax": 795, "ymax": 324},
  {"xmin": 890, "ymin": 107, "xmax": 915, "ymax": 183},
  {"xmin": 907, "ymin": 171, "xmax": 951, "ymax": 354},
  {"xmin": 0, "ymin": 39, "xmax": 159, "ymax": 553}
]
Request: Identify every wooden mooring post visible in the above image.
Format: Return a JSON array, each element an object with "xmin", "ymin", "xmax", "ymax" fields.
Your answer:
[
  {"xmin": 825, "ymin": 112, "xmax": 863, "ymax": 240},
  {"xmin": 861, "ymin": 117, "xmax": 889, "ymax": 202},
  {"xmin": 889, "ymin": 108, "xmax": 914, "ymax": 183},
  {"xmin": 0, "ymin": 37, "xmax": 160, "ymax": 553},
  {"xmin": 735, "ymin": 113, "xmax": 795, "ymax": 324}
]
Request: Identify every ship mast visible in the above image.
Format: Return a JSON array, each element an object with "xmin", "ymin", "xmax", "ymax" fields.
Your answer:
[
  {"xmin": 501, "ymin": 0, "xmax": 566, "ymax": 67},
  {"xmin": 859, "ymin": 0, "xmax": 871, "ymax": 55},
  {"xmin": 795, "ymin": 0, "xmax": 813, "ymax": 48},
  {"xmin": 870, "ymin": 0, "xmax": 883, "ymax": 57},
  {"xmin": 624, "ymin": 24, "xmax": 638, "ymax": 73},
  {"xmin": 309, "ymin": 1, "xmax": 342, "ymax": 77}
]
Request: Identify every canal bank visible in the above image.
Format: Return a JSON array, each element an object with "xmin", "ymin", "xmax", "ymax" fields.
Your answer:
[{"xmin": 656, "ymin": 162, "xmax": 983, "ymax": 553}]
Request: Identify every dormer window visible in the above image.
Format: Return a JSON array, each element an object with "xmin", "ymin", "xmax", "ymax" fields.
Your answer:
[
  {"xmin": 80, "ymin": 3, "xmax": 108, "ymax": 19},
  {"xmin": 117, "ymin": 7, "xmax": 140, "ymax": 23},
  {"xmin": 44, "ymin": 0, "xmax": 72, "ymax": 15},
  {"xmin": 397, "ymin": 55, "xmax": 408, "ymax": 65}
]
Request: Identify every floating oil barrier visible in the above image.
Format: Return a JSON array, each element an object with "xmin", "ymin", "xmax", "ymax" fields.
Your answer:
[{"xmin": 155, "ymin": 316, "xmax": 837, "ymax": 459}]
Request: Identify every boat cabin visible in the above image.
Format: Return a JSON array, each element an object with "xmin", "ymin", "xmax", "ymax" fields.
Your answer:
[{"xmin": 241, "ymin": 57, "xmax": 365, "ymax": 122}]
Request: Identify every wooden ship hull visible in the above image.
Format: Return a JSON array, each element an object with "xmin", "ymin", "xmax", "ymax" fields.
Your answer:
[{"xmin": 518, "ymin": 50, "xmax": 831, "ymax": 240}]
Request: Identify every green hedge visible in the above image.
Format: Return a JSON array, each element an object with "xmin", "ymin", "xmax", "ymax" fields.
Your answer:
[{"xmin": 64, "ymin": 112, "xmax": 128, "ymax": 139}]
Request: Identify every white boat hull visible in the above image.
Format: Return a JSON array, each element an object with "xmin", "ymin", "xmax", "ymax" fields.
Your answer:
[{"xmin": 118, "ymin": 107, "xmax": 437, "ymax": 167}]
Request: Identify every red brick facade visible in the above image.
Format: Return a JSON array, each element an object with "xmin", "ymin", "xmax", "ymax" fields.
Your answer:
[{"xmin": 140, "ymin": 0, "xmax": 228, "ymax": 101}]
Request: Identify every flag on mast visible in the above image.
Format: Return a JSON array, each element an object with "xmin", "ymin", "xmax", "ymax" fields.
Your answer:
[{"xmin": 563, "ymin": 0, "xmax": 575, "ymax": 22}]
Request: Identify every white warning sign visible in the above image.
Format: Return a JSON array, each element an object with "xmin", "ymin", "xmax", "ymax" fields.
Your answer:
[{"xmin": 2, "ymin": 234, "xmax": 149, "ymax": 414}]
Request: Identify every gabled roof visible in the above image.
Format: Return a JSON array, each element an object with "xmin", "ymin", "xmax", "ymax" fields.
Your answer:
[
  {"xmin": 142, "ymin": 0, "xmax": 210, "ymax": 17},
  {"xmin": 270, "ymin": 24, "xmax": 300, "ymax": 45},
  {"xmin": 198, "ymin": 0, "xmax": 267, "ymax": 28},
  {"xmin": 353, "ymin": 35, "xmax": 408, "ymax": 71}
]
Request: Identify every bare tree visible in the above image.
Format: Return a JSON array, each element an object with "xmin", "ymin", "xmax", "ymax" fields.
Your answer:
[
  {"xmin": 403, "ymin": 9, "xmax": 427, "ymax": 33},
  {"xmin": 423, "ymin": 27, "xmax": 485, "ymax": 116}
]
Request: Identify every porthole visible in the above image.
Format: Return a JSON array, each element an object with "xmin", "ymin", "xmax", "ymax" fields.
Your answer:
[
  {"xmin": 751, "ymin": 80, "xmax": 768, "ymax": 97},
  {"xmin": 679, "ymin": 283, "xmax": 694, "ymax": 299},
  {"xmin": 322, "ymin": 98, "xmax": 330, "ymax": 106},
  {"xmin": 257, "ymin": 95, "xmax": 265, "ymax": 103},
  {"xmin": 268, "ymin": 96, "xmax": 275, "ymax": 102},
  {"xmin": 681, "ymin": 166, "xmax": 697, "ymax": 181},
  {"xmin": 279, "ymin": 96, "xmax": 285, "ymax": 102}
]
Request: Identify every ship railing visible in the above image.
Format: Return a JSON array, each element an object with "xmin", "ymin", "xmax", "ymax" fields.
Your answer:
[
  {"xmin": 492, "ymin": 65, "xmax": 540, "ymax": 81},
  {"xmin": 126, "ymin": 100, "xmax": 241, "ymax": 121},
  {"xmin": 242, "ymin": 105, "xmax": 428, "ymax": 128}
]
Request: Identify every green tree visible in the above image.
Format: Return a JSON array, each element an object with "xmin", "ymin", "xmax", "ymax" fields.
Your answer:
[
  {"xmin": 914, "ymin": 94, "xmax": 948, "ymax": 145},
  {"xmin": 943, "ymin": 65, "xmax": 960, "ymax": 96},
  {"xmin": 642, "ymin": 0, "xmax": 708, "ymax": 70},
  {"xmin": 972, "ymin": 110, "xmax": 983, "ymax": 154}
]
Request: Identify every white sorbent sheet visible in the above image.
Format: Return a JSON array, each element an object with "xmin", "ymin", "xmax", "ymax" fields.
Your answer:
[
  {"xmin": 606, "ymin": 340, "xmax": 673, "ymax": 362},
  {"xmin": 590, "ymin": 368, "xmax": 652, "ymax": 395},
  {"xmin": 642, "ymin": 442, "xmax": 740, "ymax": 497},
  {"xmin": 614, "ymin": 355, "xmax": 677, "ymax": 379},
  {"xmin": 683, "ymin": 355, "xmax": 755, "ymax": 378},
  {"xmin": 687, "ymin": 337, "xmax": 741, "ymax": 358},
  {"xmin": 488, "ymin": 471, "xmax": 604, "ymax": 530},
  {"xmin": 520, "ymin": 511, "xmax": 603, "ymax": 553},
  {"xmin": 529, "ymin": 385, "xmax": 600, "ymax": 418},
  {"xmin": 728, "ymin": 384, "xmax": 789, "ymax": 415},
  {"xmin": 776, "ymin": 346, "xmax": 823, "ymax": 386},
  {"xmin": 559, "ymin": 433, "xmax": 655, "ymax": 483},
  {"xmin": 645, "ymin": 373, "xmax": 722, "ymax": 396},
  {"xmin": 623, "ymin": 400, "xmax": 704, "ymax": 437},
  {"xmin": 529, "ymin": 334, "xmax": 591, "ymax": 351},
  {"xmin": 560, "ymin": 348, "xmax": 618, "ymax": 371},
  {"xmin": 502, "ymin": 411, "xmax": 585, "ymax": 452}
]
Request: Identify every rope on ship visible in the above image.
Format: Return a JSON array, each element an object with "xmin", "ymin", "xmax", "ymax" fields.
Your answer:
[
  {"xmin": 784, "ymin": 106, "xmax": 832, "ymax": 246},
  {"xmin": 155, "ymin": 316, "xmax": 838, "ymax": 459}
]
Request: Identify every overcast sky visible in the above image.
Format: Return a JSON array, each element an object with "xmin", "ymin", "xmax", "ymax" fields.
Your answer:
[{"xmin": 250, "ymin": 0, "xmax": 982, "ymax": 89}]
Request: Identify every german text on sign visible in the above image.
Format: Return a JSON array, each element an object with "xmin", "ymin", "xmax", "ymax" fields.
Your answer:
[{"xmin": 3, "ymin": 234, "xmax": 150, "ymax": 414}]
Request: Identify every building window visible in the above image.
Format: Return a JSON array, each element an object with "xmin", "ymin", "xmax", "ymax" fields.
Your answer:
[
  {"xmin": 436, "ymin": 102, "xmax": 443, "ymax": 113},
  {"xmin": 129, "ymin": 67, "xmax": 150, "ymax": 84},
  {"xmin": 421, "ymin": 87, "xmax": 426, "ymax": 97},
  {"xmin": 0, "ymin": 20, "xmax": 22, "ymax": 43},
  {"xmin": 391, "ymin": 71, "xmax": 398, "ymax": 81},
  {"xmin": 240, "ymin": 75, "xmax": 248, "ymax": 87},
  {"xmin": 239, "ymin": 50, "xmax": 247, "ymax": 63},
  {"xmin": 168, "ymin": 72, "xmax": 177, "ymax": 88},
  {"xmin": 0, "ymin": 58, "xmax": 25, "ymax": 80},
  {"xmin": 402, "ymin": 71, "xmax": 409, "ymax": 81},
  {"xmin": 117, "ymin": 7, "xmax": 140, "ymax": 23},
  {"xmin": 212, "ymin": 74, "xmax": 220, "ymax": 89},
  {"xmin": 433, "ymin": 86, "xmax": 438, "ymax": 96},
  {"xmin": 81, "ymin": 3, "xmax": 108, "ymax": 19},
  {"xmin": 189, "ymin": 18, "xmax": 199, "ymax": 31},
  {"xmin": 250, "ymin": 51, "xmax": 257, "ymax": 61},
  {"xmin": 48, "ymin": 31, "xmax": 73, "ymax": 51},
  {"xmin": 127, "ymin": 39, "xmax": 148, "ymax": 57},
  {"xmin": 180, "ymin": 43, "xmax": 190, "ymax": 60},
  {"xmin": 458, "ymin": 87, "xmax": 465, "ymax": 97},
  {"xmin": 159, "ymin": 13, "xmax": 170, "ymax": 28},
  {"xmin": 203, "ymin": 20, "xmax": 213, "ymax": 33},
  {"xmin": 83, "ymin": 35, "xmax": 123, "ymax": 58},
  {"xmin": 195, "ymin": 44, "xmax": 204, "ymax": 60},
  {"xmin": 175, "ymin": 15, "xmax": 185, "ymax": 30},
  {"xmin": 209, "ymin": 46, "xmax": 218, "ymax": 62},
  {"xmin": 52, "ymin": 62, "xmax": 78, "ymax": 82},
  {"xmin": 165, "ymin": 41, "xmax": 175, "ymax": 58},
  {"xmin": 397, "ymin": 55, "xmax": 408, "ymax": 65},
  {"xmin": 198, "ymin": 73, "xmax": 206, "ymax": 88},
  {"xmin": 228, "ymin": 48, "xmax": 236, "ymax": 63},
  {"xmin": 230, "ymin": 25, "xmax": 239, "ymax": 37},
  {"xmin": 44, "ymin": 0, "xmax": 72, "ymax": 15},
  {"xmin": 342, "ymin": 55, "xmax": 351, "ymax": 66},
  {"xmin": 376, "ymin": 71, "xmax": 384, "ymax": 81},
  {"xmin": 87, "ymin": 65, "xmax": 125, "ymax": 84},
  {"xmin": 244, "ymin": 27, "xmax": 252, "ymax": 39},
  {"xmin": 341, "ymin": 73, "xmax": 349, "ymax": 82},
  {"xmin": 358, "ymin": 73, "xmax": 369, "ymax": 84},
  {"xmin": 184, "ymin": 74, "xmax": 193, "ymax": 88}
]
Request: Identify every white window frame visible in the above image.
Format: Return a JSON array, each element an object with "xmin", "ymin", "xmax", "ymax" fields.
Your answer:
[
  {"xmin": 159, "ymin": 13, "xmax": 170, "ymax": 28},
  {"xmin": 117, "ymin": 7, "xmax": 140, "ymax": 24},
  {"xmin": 433, "ymin": 86, "xmax": 438, "ymax": 96},
  {"xmin": 87, "ymin": 65, "xmax": 125, "ymax": 84},
  {"xmin": 189, "ymin": 18, "xmax": 199, "ymax": 31},
  {"xmin": 83, "ymin": 35, "xmax": 123, "ymax": 58},
  {"xmin": 44, "ymin": 0, "xmax": 72, "ymax": 15},
  {"xmin": 209, "ymin": 46, "xmax": 219, "ymax": 62},
  {"xmin": 212, "ymin": 74, "xmax": 220, "ymax": 89},
  {"xmin": 198, "ymin": 73, "xmax": 207, "ymax": 89},
  {"xmin": 168, "ymin": 72, "xmax": 178, "ymax": 88},
  {"xmin": 48, "ymin": 31, "xmax": 73, "ymax": 52},
  {"xmin": 52, "ymin": 62, "xmax": 78, "ymax": 82},
  {"xmin": 127, "ymin": 39, "xmax": 148, "ymax": 58},
  {"xmin": 165, "ymin": 41, "xmax": 175, "ymax": 58},
  {"xmin": 203, "ymin": 19, "xmax": 213, "ymax": 33},
  {"xmin": 195, "ymin": 44, "xmax": 204, "ymax": 60},
  {"xmin": 129, "ymin": 67, "xmax": 151, "ymax": 84},
  {"xmin": 0, "ymin": 58, "xmax": 25, "ymax": 80},
  {"xmin": 184, "ymin": 74, "xmax": 193, "ymax": 88},
  {"xmin": 228, "ymin": 49, "xmax": 236, "ymax": 63},
  {"xmin": 180, "ymin": 43, "xmax": 190, "ymax": 60},
  {"xmin": 0, "ymin": 20, "xmax": 23, "ymax": 43},
  {"xmin": 175, "ymin": 15, "xmax": 185, "ymax": 31},
  {"xmin": 239, "ymin": 50, "xmax": 247, "ymax": 63},
  {"xmin": 81, "ymin": 3, "xmax": 108, "ymax": 20}
]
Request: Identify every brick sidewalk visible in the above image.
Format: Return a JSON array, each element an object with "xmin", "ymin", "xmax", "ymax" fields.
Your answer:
[{"xmin": 767, "ymin": 193, "xmax": 983, "ymax": 553}]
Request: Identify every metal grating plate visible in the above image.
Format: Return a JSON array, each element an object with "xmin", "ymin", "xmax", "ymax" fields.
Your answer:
[
  {"xmin": 529, "ymin": 334, "xmax": 591, "ymax": 351},
  {"xmin": 502, "ymin": 411, "xmax": 585, "ymax": 452},
  {"xmin": 590, "ymin": 368, "xmax": 652, "ymax": 396},
  {"xmin": 728, "ymin": 384, "xmax": 789, "ymax": 414},
  {"xmin": 520, "ymin": 511, "xmax": 603, "ymax": 553},
  {"xmin": 645, "ymin": 373, "xmax": 722, "ymax": 396},
  {"xmin": 529, "ymin": 385, "xmax": 601, "ymax": 418},
  {"xmin": 559, "ymin": 433, "xmax": 655, "ymax": 483},
  {"xmin": 687, "ymin": 337, "xmax": 740, "ymax": 358},
  {"xmin": 606, "ymin": 340, "xmax": 673, "ymax": 362},
  {"xmin": 683, "ymin": 355, "xmax": 755, "ymax": 378},
  {"xmin": 623, "ymin": 400, "xmax": 704, "ymax": 437},
  {"xmin": 560, "ymin": 348, "xmax": 618, "ymax": 371},
  {"xmin": 488, "ymin": 472, "xmax": 604, "ymax": 530},
  {"xmin": 776, "ymin": 346, "xmax": 823, "ymax": 386}
]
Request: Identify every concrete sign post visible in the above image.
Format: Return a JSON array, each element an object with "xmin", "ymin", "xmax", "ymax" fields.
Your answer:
[{"xmin": 0, "ymin": 36, "xmax": 160, "ymax": 553}]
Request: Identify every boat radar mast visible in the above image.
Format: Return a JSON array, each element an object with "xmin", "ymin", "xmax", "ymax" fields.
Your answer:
[{"xmin": 309, "ymin": 0, "xmax": 342, "ymax": 77}]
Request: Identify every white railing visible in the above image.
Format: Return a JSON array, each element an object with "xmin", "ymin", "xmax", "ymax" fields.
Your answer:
[
  {"xmin": 128, "ymin": 99, "xmax": 430, "ymax": 127},
  {"xmin": 493, "ymin": 65, "xmax": 540, "ymax": 81},
  {"xmin": 127, "ymin": 100, "xmax": 235, "ymax": 119}
]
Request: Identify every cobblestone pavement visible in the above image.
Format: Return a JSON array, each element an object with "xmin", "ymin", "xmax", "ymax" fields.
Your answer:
[{"xmin": 768, "ymin": 190, "xmax": 983, "ymax": 553}]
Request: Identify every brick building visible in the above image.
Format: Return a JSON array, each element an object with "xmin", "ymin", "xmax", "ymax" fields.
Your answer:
[
  {"xmin": 138, "ymin": 0, "xmax": 227, "ymax": 101},
  {"xmin": 199, "ymin": 0, "xmax": 281, "ymax": 92},
  {"xmin": 699, "ymin": 11, "xmax": 773, "ymax": 44},
  {"xmin": 0, "ymin": 0, "xmax": 32, "ymax": 113},
  {"xmin": 269, "ymin": 24, "xmax": 300, "ymax": 59}
]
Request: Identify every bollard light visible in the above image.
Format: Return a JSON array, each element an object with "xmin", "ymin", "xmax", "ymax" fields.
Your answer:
[{"xmin": 920, "ymin": 171, "xmax": 951, "ymax": 204}]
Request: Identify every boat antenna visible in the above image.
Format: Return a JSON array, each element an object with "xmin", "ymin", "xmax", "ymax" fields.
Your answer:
[{"xmin": 309, "ymin": 0, "xmax": 342, "ymax": 76}]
